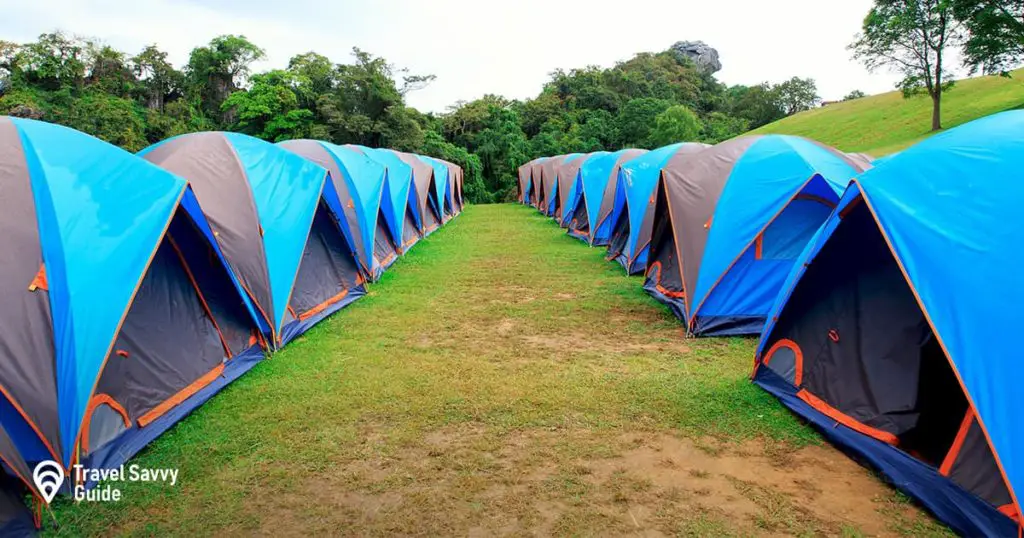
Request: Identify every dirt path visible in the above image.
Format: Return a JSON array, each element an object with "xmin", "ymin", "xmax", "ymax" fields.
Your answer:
[{"xmin": 52, "ymin": 205, "xmax": 949, "ymax": 537}]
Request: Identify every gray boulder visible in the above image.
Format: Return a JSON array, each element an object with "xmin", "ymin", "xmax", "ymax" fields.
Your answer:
[{"xmin": 670, "ymin": 41, "xmax": 722, "ymax": 74}]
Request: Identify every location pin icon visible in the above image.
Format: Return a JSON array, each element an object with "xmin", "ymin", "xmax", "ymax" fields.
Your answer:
[{"xmin": 33, "ymin": 460, "xmax": 65, "ymax": 504}]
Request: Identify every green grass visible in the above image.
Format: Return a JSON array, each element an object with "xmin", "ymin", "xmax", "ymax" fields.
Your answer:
[
  {"xmin": 45, "ymin": 205, "xmax": 945, "ymax": 536},
  {"xmin": 754, "ymin": 68, "xmax": 1024, "ymax": 156}
]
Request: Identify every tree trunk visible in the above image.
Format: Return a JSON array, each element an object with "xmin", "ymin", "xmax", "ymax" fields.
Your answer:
[{"xmin": 931, "ymin": 90, "xmax": 942, "ymax": 131}]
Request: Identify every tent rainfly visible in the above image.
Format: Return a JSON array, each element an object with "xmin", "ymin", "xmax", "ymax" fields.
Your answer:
[
  {"xmin": 643, "ymin": 135, "xmax": 868, "ymax": 336},
  {"xmin": 754, "ymin": 112, "xmax": 1024, "ymax": 537},
  {"xmin": 605, "ymin": 143, "xmax": 709, "ymax": 274},
  {"xmin": 278, "ymin": 140, "xmax": 400, "ymax": 280},
  {"xmin": 142, "ymin": 132, "xmax": 366, "ymax": 347},
  {"xmin": 0, "ymin": 118, "xmax": 265, "ymax": 520},
  {"xmin": 566, "ymin": 149, "xmax": 648, "ymax": 245}
]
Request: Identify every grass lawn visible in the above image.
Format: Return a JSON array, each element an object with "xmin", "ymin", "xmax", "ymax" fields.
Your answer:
[
  {"xmin": 49, "ymin": 204, "xmax": 951, "ymax": 536},
  {"xmin": 754, "ymin": 68, "xmax": 1024, "ymax": 156}
]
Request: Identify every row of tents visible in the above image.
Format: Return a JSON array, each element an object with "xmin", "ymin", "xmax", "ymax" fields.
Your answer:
[
  {"xmin": 518, "ymin": 111, "xmax": 1023, "ymax": 537},
  {"xmin": 0, "ymin": 117, "xmax": 464, "ymax": 535}
]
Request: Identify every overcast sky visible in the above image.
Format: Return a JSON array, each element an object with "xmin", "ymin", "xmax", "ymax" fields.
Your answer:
[{"xmin": 1, "ymin": 0, "xmax": 924, "ymax": 113}]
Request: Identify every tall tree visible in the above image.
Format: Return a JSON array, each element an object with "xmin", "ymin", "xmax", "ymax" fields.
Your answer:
[
  {"xmin": 185, "ymin": 35, "xmax": 265, "ymax": 123},
  {"xmin": 774, "ymin": 77, "xmax": 820, "ymax": 115},
  {"xmin": 727, "ymin": 83, "xmax": 785, "ymax": 129},
  {"xmin": 222, "ymin": 69, "xmax": 314, "ymax": 141},
  {"xmin": 132, "ymin": 45, "xmax": 181, "ymax": 111},
  {"xmin": 287, "ymin": 52, "xmax": 335, "ymax": 109},
  {"xmin": 84, "ymin": 43, "xmax": 134, "ymax": 97},
  {"xmin": 14, "ymin": 32, "xmax": 88, "ymax": 91},
  {"xmin": 325, "ymin": 47, "xmax": 433, "ymax": 147},
  {"xmin": 953, "ymin": 0, "xmax": 1024, "ymax": 74},
  {"xmin": 851, "ymin": 0, "xmax": 961, "ymax": 131}
]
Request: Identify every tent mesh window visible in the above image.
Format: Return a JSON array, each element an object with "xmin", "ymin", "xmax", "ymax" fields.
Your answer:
[
  {"xmin": 763, "ymin": 198, "xmax": 1013, "ymax": 510},
  {"xmin": 757, "ymin": 195, "xmax": 835, "ymax": 260}
]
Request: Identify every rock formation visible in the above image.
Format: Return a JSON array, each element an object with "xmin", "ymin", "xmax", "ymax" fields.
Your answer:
[{"xmin": 670, "ymin": 41, "xmax": 722, "ymax": 74}]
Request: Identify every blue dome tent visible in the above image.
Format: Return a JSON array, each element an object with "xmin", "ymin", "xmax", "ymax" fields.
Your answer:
[
  {"xmin": 0, "ymin": 118, "xmax": 265, "ymax": 519},
  {"xmin": 279, "ymin": 140, "xmax": 399, "ymax": 280},
  {"xmin": 644, "ymin": 135, "xmax": 869, "ymax": 336},
  {"xmin": 141, "ymin": 132, "xmax": 365, "ymax": 347},
  {"xmin": 754, "ymin": 111, "xmax": 1024, "ymax": 537},
  {"xmin": 605, "ymin": 143, "xmax": 709, "ymax": 274},
  {"xmin": 346, "ymin": 145, "xmax": 422, "ymax": 253},
  {"xmin": 566, "ymin": 149, "xmax": 647, "ymax": 245}
]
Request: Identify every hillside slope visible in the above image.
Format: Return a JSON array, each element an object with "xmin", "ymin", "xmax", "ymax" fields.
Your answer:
[{"xmin": 753, "ymin": 68, "xmax": 1024, "ymax": 156}]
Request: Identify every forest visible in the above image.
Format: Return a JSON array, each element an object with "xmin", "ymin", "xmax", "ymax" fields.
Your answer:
[{"xmin": 0, "ymin": 33, "xmax": 831, "ymax": 203}]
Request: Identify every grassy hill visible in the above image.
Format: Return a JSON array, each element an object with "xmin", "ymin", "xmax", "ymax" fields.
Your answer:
[{"xmin": 754, "ymin": 68, "xmax": 1024, "ymax": 156}]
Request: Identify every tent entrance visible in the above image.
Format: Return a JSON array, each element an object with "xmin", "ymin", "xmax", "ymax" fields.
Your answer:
[
  {"xmin": 424, "ymin": 180, "xmax": 442, "ymax": 233},
  {"xmin": 644, "ymin": 180, "xmax": 685, "ymax": 303},
  {"xmin": 290, "ymin": 202, "xmax": 362, "ymax": 321},
  {"xmin": 443, "ymin": 186, "xmax": 454, "ymax": 219},
  {"xmin": 87, "ymin": 207, "xmax": 255, "ymax": 454},
  {"xmin": 758, "ymin": 194, "xmax": 836, "ymax": 260},
  {"xmin": 547, "ymin": 181, "xmax": 560, "ymax": 217},
  {"xmin": 373, "ymin": 210, "xmax": 399, "ymax": 269},
  {"xmin": 402, "ymin": 205, "xmax": 420, "ymax": 249},
  {"xmin": 606, "ymin": 204, "xmax": 631, "ymax": 265},
  {"xmin": 569, "ymin": 196, "xmax": 591, "ymax": 240},
  {"xmin": 763, "ymin": 198, "xmax": 1012, "ymax": 512},
  {"xmin": 552, "ymin": 182, "xmax": 561, "ymax": 218}
]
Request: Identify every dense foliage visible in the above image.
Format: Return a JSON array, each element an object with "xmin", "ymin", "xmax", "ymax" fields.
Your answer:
[
  {"xmin": 0, "ymin": 32, "xmax": 818, "ymax": 203},
  {"xmin": 954, "ymin": 0, "xmax": 1024, "ymax": 75}
]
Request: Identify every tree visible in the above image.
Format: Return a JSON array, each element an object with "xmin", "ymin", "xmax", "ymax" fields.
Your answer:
[
  {"xmin": 774, "ymin": 77, "xmax": 820, "ymax": 115},
  {"xmin": 14, "ymin": 32, "xmax": 88, "ymax": 91},
  {"xmin": 132, "ymin": 45, "xmax": 181, "ymax": 111},
  {"xmin": 727, "ymin": 83, "xmax": 785, "ymax": 129},
  {"xmin": 517, "ymin": 91, "xmax": 562, "ymax": 137},
  {"xmin": 287, "ymin": 52, "xmax": 335, "ymax": 108},
  {"xmin": 574, "ymin": 109, "xmax": 618, "ymax": 150},
  {"xmin": 701, "ymin": 112, "xmax": 748, "ymax": 143},
  {"xmin": 441, "ymin": 94, "xmax": 509, "ymax": 149},
  {"xmin": 222, "ymin": 69, "xmax": 314, "ymax": 141},
  {"xmin": 84, "ymin": 43, "xmax": 135, "ymax": 97},
  {"xmin": 953, "ymin": 0, "xmax": 1024, "ymax": 74},
  {"xmin": 648, "ymin": 105, "xmax": 702, "ymax": 146},
  {"xmin": 0, "ymin": 33, "xmax": 779, "ymax": 203},
  {"xmin": 185, "ymin": 35, "xmax": 265, "ymax": 122},
  {"xmin": 0, "ymin": 40, "xmax": 17, "ymax": 94},
  {"xmin": 843, "ymin": 89, "xmax": 868, "ymax": 100},
  {"xmin": 617, "ymin": 97, "xmax": 672, "ymax": 147},
  {"xmin": 851, "ymin": 0, "xmax": 961, "ymax": 131},
  {"xmin": 420, "ymin": 129, "xmax": 489, "ymax": 203},
  {"xmin": 476, "ymin": 106, "xmax": 530, "ymax": 199}
]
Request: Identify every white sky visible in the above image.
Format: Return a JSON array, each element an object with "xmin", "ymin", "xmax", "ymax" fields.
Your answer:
[{"xmin": 0, "ymin": 0, "xmax": 929, "ymax": 113}]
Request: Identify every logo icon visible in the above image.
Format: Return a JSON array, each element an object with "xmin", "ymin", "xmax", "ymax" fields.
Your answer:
[{"xmin": 33, "ymin": 460, "xmax": 64, "ymax": 504}]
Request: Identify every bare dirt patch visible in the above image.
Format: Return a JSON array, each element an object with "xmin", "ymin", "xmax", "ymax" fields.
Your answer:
[{"xmin": 248, "ymin": 426, "xmax": 939, "ymax": 537}]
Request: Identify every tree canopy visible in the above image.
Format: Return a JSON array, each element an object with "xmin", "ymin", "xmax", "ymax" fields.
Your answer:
[
  {"xmin": 851, "ymin": 0, "xmax": 961, "ymax": 131},
  {"xmin": 954, "ymin": 0, "xmax": 1024, "ymax": 74},
  {"xmin": 0, "ymin": 32, "xmax": 827, "ymax": 203}
]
